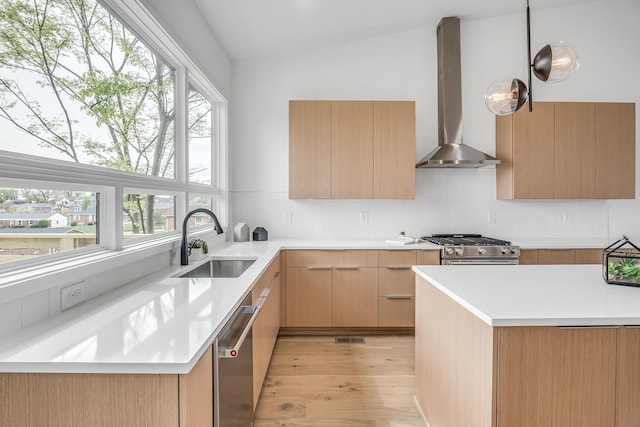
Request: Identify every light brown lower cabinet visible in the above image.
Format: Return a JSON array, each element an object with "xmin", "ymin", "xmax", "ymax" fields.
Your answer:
[
  {"xmin": 520, "ymin": 248, "xmax": 602, "ymax": 265},
  {"xmin": 616, "ymin": 326, "xmax": 640, "ymax": 427},
  {"xmin": 283, "ymin": 249, "xmax": 438, "ymax": 328},
  {"xmin": 285, "ymin": 266, "xmax": 332, "ymax": 327},
  {"xmin": 252, "ymin": 256, "xmax": 280, "ymax": 410},
  {"xmin": 0, "ymin": 347, "xmax": 213, "ymax": 427},
  {"xmin": 378, "ymin": 250, "xmax": 418, "ymax": 327},
  {"xmin": 415, "ymin": 275, "xmax": 639, "ymax": 427},
  {"xmin": 332, "ymin": 267, "xmax": 378, "ymax": 326},
  {"xmin": 497, "ymin": 326, "xmax": 617, "ymax": 427}
]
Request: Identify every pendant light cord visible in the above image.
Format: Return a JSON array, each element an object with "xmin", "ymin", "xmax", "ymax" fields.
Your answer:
[{"xmin": 526, "ymin": 0, "xmax": 533, "ymax": 112}]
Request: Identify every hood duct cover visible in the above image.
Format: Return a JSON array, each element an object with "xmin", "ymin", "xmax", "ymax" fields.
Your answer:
[{"xmin": 416, "ymin": 17, "xmax": 499, "ymax": 168}]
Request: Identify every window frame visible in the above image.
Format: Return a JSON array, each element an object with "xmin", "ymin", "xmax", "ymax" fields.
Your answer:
[{"xmin": 0, "ymin": 0, "xmax": 228, "ymax": 297}]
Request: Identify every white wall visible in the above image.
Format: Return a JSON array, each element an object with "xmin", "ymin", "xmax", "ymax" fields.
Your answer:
[{"xmin": 229, "ymin": 0, "xmax": 640, "ymax": 242}]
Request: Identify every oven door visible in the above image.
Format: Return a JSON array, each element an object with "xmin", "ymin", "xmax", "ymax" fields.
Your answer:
[{"xmin": 442, "ymin": 258, "xmax": 519, "ymax": 265}]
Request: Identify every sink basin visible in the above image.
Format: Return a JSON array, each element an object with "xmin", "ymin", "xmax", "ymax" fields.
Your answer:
[{"xmin": 177, "ymin": 258, "xmax": 256, "ymax": 278}]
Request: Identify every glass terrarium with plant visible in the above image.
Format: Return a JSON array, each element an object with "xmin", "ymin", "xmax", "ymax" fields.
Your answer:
[{"xmin": 603, "ymin": 236, "xmax": 640, "ymax": 287}]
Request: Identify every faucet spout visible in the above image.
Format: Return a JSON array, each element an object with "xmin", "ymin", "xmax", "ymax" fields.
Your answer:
[{"xmin": 181, "ymin": 208, "xmax": 223, "ymax": 265}]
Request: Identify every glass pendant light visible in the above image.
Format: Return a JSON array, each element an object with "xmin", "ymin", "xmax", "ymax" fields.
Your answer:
[
  {"xmin": 532, "ymin": 41, "xmax": 580, "ymax": 82},
  {"xmin": 485, "ymin": 78, "xmax": 528, "ymax": 115},
  {"xmin": 485, "ymin": 0, "xmax": 580, "ymax": 115}
]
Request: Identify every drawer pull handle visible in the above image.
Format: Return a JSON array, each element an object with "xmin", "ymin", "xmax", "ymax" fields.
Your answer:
[
  {"xmin": 557, "ymin": 325, "xmax": 618, "ymax": 329},
  {"xmin": 385, "ymin": 295, "xmax": 413, "ymax": 299},
  {"xmin": 308, "ymin": 266, "xmax": 332, "ymax": 270},
  {"xmin": 274, "ymin": 271, "xmax": 280, "ymax": 278},
  {"xmin": 386, "ymin": 266, "xmax": 412, "ymax": 270},
  {"xmin": 335, "ymin": 266, "xmax": 360, "ymax": 270}
]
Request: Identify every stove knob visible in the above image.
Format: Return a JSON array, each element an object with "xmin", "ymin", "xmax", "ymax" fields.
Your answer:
[
  {"xmin": 478, "ymin": 248, "xmax": 486, "ymax": 255},
  {"xmin": 501, "ymin": 247, "xmax": 510, "ymax": 254},
  {"xmin": 511, "ymin": 247, "xmax": 520, "ymax": 255},
  {"xmin": 445, "ymin": 247, "xmax": 454, "ymax": 255},
  {"xmin": 455, "ymin": 248, "xmax": 464, "ymax": 256}
]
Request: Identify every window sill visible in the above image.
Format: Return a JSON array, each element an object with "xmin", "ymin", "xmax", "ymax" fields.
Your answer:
[{"xmin": 0, "ymin": 230, "xmax": 226, "ymax": 304}]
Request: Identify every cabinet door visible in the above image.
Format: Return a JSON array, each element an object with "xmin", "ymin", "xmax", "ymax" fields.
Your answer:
[
  {"xmin": 512, "ymin": 103, "xmax": 556, "ymax": 198},
  {"xmin": 373, "ymin": 101, "xmax": 415, "ymax": 199},
  {"xmin": 289, "ymin": 101, "xmax": 331, "ymax": 199},
  {"xmin": 555, "ymin": 103, "xmax": 596, "ymax": 198},
  {"xmin": 285, "ymin": 267, "xmax": 332, "ymax": 327},
  {"xmin": 331, "ymin": 101, "xmax": 374, "ymax": 198},
  {"xmin": 179, "ymin": 347, "xmax": 213, "ymax": 427},
  {"xmin": 332, "ymin": 267, "xmax": 378, "ymax": 326},
  {"xmin": 497, "ymin": 326, "xmax": 616, "ymax": 427},
  {"xmin": 595, "ymin": 103, "xmax": 636, "ymax": 199},
  {"xmin": 2, "ymin": 373, "xmax": 179, "ymax": 427},
  {"xmin": 252, "ymin": 258, "xmax": 280, "ymax": 409},
  {"xmin": 616, "ymin": 326, "xmax": 640, "ymax": 427},
  {"xmin": 537, "ymin": 249, "xmax": 576, "ymax": 264}
]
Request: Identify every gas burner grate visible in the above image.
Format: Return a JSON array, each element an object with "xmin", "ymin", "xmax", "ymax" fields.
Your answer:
[{"xmin": 422, "ymin": 234, "xmax": 512, "ymax": 246}]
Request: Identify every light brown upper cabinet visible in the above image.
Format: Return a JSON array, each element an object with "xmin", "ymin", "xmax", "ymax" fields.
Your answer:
[
  {"xmin": 289, "ymin": 101, "xmax": 332, "ymax": 198},
  {"xmin": 496, "ymin": 102, "xmax": 635, "ymax": 200},
  {"xmin": 289, "ymin": 100, "xmax": 415, "ymax": 199}
]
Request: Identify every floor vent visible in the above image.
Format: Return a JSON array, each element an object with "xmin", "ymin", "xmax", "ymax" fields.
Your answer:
[{"xmin": 335, "ymin": 337, "xmax": 366, "ymax": 344}]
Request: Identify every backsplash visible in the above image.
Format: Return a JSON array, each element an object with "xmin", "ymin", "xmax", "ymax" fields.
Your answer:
[{"xmin": 230, "ymin": 168, "xmax": 611, "ymax": 241}]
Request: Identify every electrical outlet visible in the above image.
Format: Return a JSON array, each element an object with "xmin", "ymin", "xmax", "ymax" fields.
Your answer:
[
  {"xmin": 562, "ymin": 212, "xmax": 572, "ymax": 224},
  {"xmin": 359, "ymin": 211, "xmax": 369, "ymax": 224},
  {"xmin": 284, "ymin": 212, "xmax": 292, "ymax": 224},
  {"xmin": 61, "ymin": 281, "xmax": 85, "ymax": 311},
  {"xmin": 487, "ymin": 212, "xmax": 496, "ymax": 224}
]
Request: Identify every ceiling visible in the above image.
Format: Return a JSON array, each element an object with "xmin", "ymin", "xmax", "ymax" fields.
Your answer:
[{"xmin": 194, "ymin": 0, "xmax": 596, "ymax": 60}]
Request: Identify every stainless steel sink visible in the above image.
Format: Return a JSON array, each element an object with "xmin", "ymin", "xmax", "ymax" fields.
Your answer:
[{"xmin": 176, "ymin": 258, "xmax": 256, "ymax": 278}]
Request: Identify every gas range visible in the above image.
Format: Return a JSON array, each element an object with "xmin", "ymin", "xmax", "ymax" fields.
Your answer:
[{"xmin": 421, "ymin": 234, "xmax": 520, "ymax": 265}]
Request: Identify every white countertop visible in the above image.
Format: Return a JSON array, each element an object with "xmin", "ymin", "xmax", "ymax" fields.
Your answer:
[
  {"xmin": 413, "ymin": 264, "xmax": 640, "ymax": 327},
  {"xmin": 0, "ymin": 239, "xmax": 439, "ymax": 374},
  {"xmin": 0, "ymin": 237, "xmax": 621, "ymax": 374}
]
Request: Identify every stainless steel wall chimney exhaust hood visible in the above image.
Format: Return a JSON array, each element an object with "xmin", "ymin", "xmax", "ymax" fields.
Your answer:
[{"xmin": 416, "ymin": 17, "xmax": 500, "ymax": 168}]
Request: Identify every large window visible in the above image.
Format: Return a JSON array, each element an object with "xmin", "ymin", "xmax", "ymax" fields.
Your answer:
[{"xmin": 0, "ymin": 0, "xmax": 226, "ymax": 268}]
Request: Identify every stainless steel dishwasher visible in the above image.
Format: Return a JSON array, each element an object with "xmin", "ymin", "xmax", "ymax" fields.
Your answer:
[{"xmin": 215, "ymin": 293, "xmax": 260, "ymax": 427}]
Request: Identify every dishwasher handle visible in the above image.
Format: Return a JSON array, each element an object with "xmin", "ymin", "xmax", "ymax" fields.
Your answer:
[
  {"xmin": 218, "ymin": 289, "xmax": 271, "ymax": 359},
  {"xmin": 218, "ymin": 305, "xmax": 261, "ymax": 358}
]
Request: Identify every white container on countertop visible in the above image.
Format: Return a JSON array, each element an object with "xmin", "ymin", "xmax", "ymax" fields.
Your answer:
[{"xmin": 233, "ymin": 223, "xmax": 250, "ymax": 242}]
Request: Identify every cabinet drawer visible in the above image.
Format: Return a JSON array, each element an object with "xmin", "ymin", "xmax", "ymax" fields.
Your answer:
[
  {"xmin": 378, "ymin": 296, "xmax": 415, "ymax": 327},
  {"xmin": 379, "ymin": 250, "xmax": 416, "ymax": 267},
  {"xmin": 379, "ymin": 268, "xmax": 415, "ymax": 296},
  {"xmin": 334, "ymin": 250, "xmax": 378, "ymax": 267},
  {"xmin": 286, "ymin": 250, "xmax": 335, "ymax": 268},
  {"xmin": 416, "ymin": 250, "xmax": 439, "ymax": 265}
]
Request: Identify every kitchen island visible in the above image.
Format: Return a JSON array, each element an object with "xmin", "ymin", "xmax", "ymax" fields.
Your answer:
[{"xmin": 413, "ymin": 264, "xmax": 640, "ymax": 427}]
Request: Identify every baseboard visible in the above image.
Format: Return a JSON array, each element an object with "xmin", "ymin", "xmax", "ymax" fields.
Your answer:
[
  {"xmin": 413, "ymin": 395, "xmax": 429, "ymax": 426},
  {"xmin": 278, "ymin": 327, "xmax": 415, "ymax": 336}
]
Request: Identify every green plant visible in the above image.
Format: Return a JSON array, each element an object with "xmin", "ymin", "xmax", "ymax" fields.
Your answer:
[
  {"xmin": 188, "ymin": 239, "xmax": 208, "ymax": 254},
  {"xmin": 608, "ymin": 252, "xmax": 640, "ymax": 282}
]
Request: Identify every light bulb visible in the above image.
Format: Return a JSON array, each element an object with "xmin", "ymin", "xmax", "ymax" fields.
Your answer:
[
  {"xmin": 532, "ymin": 41, "xmax": 580, "ymax": 83},
  {"xmin": 484, "ymin": 78, "xmax": 528, "ymax": 115}
]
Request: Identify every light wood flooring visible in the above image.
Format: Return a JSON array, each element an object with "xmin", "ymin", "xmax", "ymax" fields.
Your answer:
[{"xmin": 253, "ymin": 335, "xmax": 425, "ymax": 426}]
